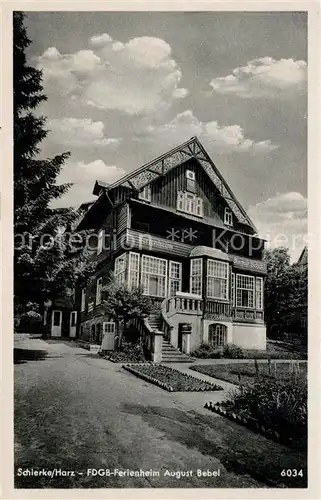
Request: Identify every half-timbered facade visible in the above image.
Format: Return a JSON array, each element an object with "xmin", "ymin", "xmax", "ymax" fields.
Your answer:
[{"xmin": 73, "ymin": 137, "xmax": 267, "ymax": 359}]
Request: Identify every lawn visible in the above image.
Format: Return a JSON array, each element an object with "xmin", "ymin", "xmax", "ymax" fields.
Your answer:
[
  {"xmin": 190, "ymin": 361, "xmax": 307, "ymax": 386},
  {"xmin": 123, "ymin": 363, "xmax": 223, "ymax": 392}
]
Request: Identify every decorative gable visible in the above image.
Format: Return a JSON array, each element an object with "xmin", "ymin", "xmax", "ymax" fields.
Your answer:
[{"xmin": 105, "ymin": 137, "xmax": 257, "ymax": 232}]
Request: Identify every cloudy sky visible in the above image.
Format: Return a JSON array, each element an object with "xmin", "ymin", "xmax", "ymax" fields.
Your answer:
[{"xmin": 24, "ymin": 11, "xmax": 307, "ymax": 260}]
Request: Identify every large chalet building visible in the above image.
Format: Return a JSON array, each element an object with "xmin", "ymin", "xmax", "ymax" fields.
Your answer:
[{"xmin": 48, "ymin": 137, "xmax": 267, "ymax": 361}]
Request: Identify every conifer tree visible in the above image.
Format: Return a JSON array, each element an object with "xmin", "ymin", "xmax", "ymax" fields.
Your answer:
[{"xmin": 14, "ymin": 12, "xmax": 94, "ymax": 318}]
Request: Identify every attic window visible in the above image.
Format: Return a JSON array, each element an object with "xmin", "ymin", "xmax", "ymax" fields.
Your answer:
[
  {"xmin": 177, "ymin": 191, "xmax": 203, "ymax": 217},
  {"xmin": 224, "ymin": 207, "xmax": 233, "ymax": 226},
  {"xmin": 186, "ymin": 169, "xmax": 196, "ymax": 193},
  {"xmin": 138, "ymin": 185, "xmax": 151, "ymax": 202}
]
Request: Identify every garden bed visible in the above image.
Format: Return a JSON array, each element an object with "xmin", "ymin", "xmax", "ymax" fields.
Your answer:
[
  {"xmin": 190, "ymin": 361, "xmax": 307, "ymax": 386},
  {"xmin": 102, "ymin": 342, "xmax": 147, "ymax": 363},
  {"xmin": 123, "ymin": 363, "xmax": 223, "ymax": 392},
  {"xmin": 204, "ymin": 373, "xmax": 307, "ymax": 450}
]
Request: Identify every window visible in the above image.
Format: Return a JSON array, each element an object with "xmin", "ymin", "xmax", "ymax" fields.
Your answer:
[
  {"xmin": 96, "ymin": 277, "xmax": 103, "ymax": 305},
  {"xmin": 231, "ymin": 273, "xmax": 235, "ymax": 306},
  {"xmin": 141, "ymin": 255, "xmax": 167, "ymax": 297},
  {"xmin": 177, "ymin": 191, "xmax": 203, "ymax": 217},
  {"xmin": 190, "ymin": 258, "xmax": 203, "ymax": 295},
  {"xmin": 256, "ymin": 277, "xmax": 263, "ymax": 310},
  {"xmin": 81, "ymin": 288, "xmax": 86, "ymax": 312},
  {"xmin": 128, "ymin": 252, "xmax": 140, "ymax": 289},
  {"xmin": 103, "ymin": 322, "xmax": 116, "ymax": 334},
  {"xmin": 208, "ymin": 324, "xmax": 227, "ymax": 348},
  {"xmin": 114, "ymin": 254, "xmax": 127, "ymax": 284},
  {"xmin": 53, "ymin": 311, "xmax": 61, "ymax": 327},
  {"xmin": 138, "ymin": 185, "xmax": 151, "ymax": 202},
  {"xmin": 224, "ymin": 207, "xmax": 233, "ymax": 226},
  {"xmin": 70, "ymin": 311, "xmax": 77, "ymax": 327},
  {"xmin": 207, "ymin": 260, "xmax": 229, "ymax": 300},
  {"xmin": 186, "ymin": 170, "xmax": 196, "ymax": 193},
  {"xmin": 168, "ymin": 261, "xmax": 182, "ymax": 296},
  {"xmin": 236, "ymin": 274, "xmax": 254, "ymax": 308},
  {"xmin": 97, "ymin": 229, "xmax": 104, "ymax": 254}
]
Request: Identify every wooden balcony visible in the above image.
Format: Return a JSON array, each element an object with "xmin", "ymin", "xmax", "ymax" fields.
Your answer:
[
  {"xmin": 203, "ymin": 300, "xmax": 232, "ymax": 320},
  {"xmin": 116, "ymin": 228, "xmax": 193, "ymax": 258}
]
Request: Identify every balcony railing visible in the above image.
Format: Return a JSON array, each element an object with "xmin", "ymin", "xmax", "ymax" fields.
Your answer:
[
  {"xmin": 232, "ymin": 307, "xmax": 264, "ymax": 323},
  {"xmin": 204, "ymin": 300, "xmax": 231, "ymax": 319}
]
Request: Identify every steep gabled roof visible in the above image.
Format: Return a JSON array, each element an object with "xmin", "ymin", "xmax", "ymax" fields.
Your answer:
[
  {"xmin": 296, "ymin": 246, "xmax": 308, "ymax": 266},
  {"xmin": 101, "ymin": 136, "xmax": 257, "ymax": 232}
]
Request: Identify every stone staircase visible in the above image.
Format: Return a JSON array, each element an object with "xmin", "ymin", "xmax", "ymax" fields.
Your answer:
[{"xmin": 147, "ymin": 313, "xmax": 193, "ymax": 363}]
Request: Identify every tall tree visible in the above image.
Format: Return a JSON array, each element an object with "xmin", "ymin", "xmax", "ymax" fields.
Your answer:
[
  {"xmin": 264, "ymin": 247, "xmax": 307, "ymax": 343},
  {"xmin": 14, "ymin": 12, "xmax": 94, "ymax": 318}
]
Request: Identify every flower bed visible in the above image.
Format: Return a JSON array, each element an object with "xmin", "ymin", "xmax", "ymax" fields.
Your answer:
[
  {"xmin": 190, "ymin": 361, "xmax": 307, "ymax": 386},
  {"xmin": 123, "ymin": 363, "xmax": 223, "ymax": 392},
  {"xmin": 102, "ymin": 342, "xmax": 146, "ymax": 363},
  {"xmin": 204, "ymin": 374, "xmax": 307, "ymax": 450}
]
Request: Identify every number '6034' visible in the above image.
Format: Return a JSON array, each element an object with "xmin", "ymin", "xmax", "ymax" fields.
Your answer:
[{"xmin": 281, "ymin": 469, "xmax": 304, "ymax": 477}]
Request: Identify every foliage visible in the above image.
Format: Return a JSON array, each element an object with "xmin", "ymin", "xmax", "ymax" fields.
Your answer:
[
  {"xmin": 264, "ymin": 247, "xmax": 307, "ymax": 342},
  {"xmin": 14, "ymin": 12, "xmax": 94, "ymax": 318},
  {"xmin": 102, "ymin": 280, "xmax": 153, "ymax": 345},
  {"xmin": 191, "ymin": 361, "xmax": 307, "ymax": 386},
  {"xmin": 221, "ymin": 374, "xmax": 307, "ymax": 446},
  {"xmin": 102, "ymin": 342, "xmax": 146, "ymax": 363},
  {"xmin": 123, "ymin": 364, "xmax": 223, "ymax": 392},
  {"xmin": 191, "ymin": 343, "xmax": 223, "ymax": 359},
  {"xmin": 223, "ymin": 343, "xmax": 245, "ymax": 359}
]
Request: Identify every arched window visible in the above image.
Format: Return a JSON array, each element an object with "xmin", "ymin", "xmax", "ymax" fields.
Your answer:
[{"xmin": 208, "ymin": 324, "xmax": 227, "ymax": 348}]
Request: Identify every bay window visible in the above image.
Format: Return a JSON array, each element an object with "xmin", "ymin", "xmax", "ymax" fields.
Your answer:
[
  {"xmin": 207, "ymin": 260, "xmax": 229, "ymax": 300},
  {"xmin": 256, "ymin": 277, "xmax": 263, "ymax": 310},
  {"xmin": 190, "ymin": 258, "xmax": 202, "ymax": 295},
  {"xmin": 168, "ymin": 261, "xmax": 182, "ymax": 296},
  {"xmin": 128, "ymin": 252, "xmax": 140, "ymax": 289},
  {"xmin": 231, "ymin": 273, "xmax": 235, "ymax": 306},
  {"xmin": 236, "ymin": 274, "xmax": 254, "ymax": 308},
  {"xmin": 141, "ymin": 255, "xmax": 167, "ymax": 297}
]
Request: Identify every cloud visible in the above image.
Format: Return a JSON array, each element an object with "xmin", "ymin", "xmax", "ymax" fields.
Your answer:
[
  {"xmin": 52, "ymin": 159, "xmax": 126, "ymax": 207},
  {"xmin": 48, "ymin": 117, "xmax": 121, "ymax": 147},
  {"xmin": 144, "ymin": 110, "xmax": 278, "ymax": 153},
  {"xmin": 248, "ymin": 192, "xmax": 308, "ymax": 260},
  {"xmin": 210, "ymin": 57, "xmax": 307, "ymax": 98},
  {"xmin": 36, "ymin": 33, "xmax": 188, "ymax": 115}
]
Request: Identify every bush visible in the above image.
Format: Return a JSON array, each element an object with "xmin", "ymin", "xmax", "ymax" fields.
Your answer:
[
  {"xmin": 103, "ymin": 341, "xmax": 146, "ymax": 363},
  {"xmin": 222, "ymin": 374, "xmax": 307, "ymax": 446},
  {"xmin": 223, "ymin": 343, "xmax": 245, "ymax": 359},
  {"xmin": 191, "ymin": 344, "xmax": 223, "ymax": 359},
  {"xmin": 18, "ymin": 310, "xmax": 43, "ymax": 333}
]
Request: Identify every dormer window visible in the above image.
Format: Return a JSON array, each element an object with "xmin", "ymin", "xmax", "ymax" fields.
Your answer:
[
  {"xmin": 186, "ymin": 169, "xmax": 196, "ymax": 193},
  {"xmin": 177, "ymin": 191, "xmax": 203, "ymax": 217},
  {"xmin": 138, "ymin": 185, "xmax": 151, "ymax": 202},
  {"xmin": 224, "ymin": 207, "xmax": 233, "ymax": 226}
]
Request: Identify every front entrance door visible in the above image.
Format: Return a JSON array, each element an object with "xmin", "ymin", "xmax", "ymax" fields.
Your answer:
[
  {"xmin": 69, "ymin": 311, "xmax": 77, "ymax": 338},
  {"xmin": 51, "ymin": 310, "xmax": 62, "ymax": 337}
]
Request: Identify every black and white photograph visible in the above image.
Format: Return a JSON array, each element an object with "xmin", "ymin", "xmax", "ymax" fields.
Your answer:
[{"xmin": 5, "ymin": 3, "xmax": 317, "ymax": 494}]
